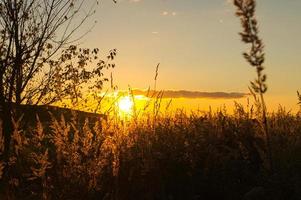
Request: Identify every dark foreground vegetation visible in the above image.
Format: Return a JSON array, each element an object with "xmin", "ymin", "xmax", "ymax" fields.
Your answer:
[
  {"xmin": 1, "ymin": 105, "xmax": 301, "ymax": 200},
  {"xmin": 0, "ymin": 0, "xmax": 300, "ymax": 199}
]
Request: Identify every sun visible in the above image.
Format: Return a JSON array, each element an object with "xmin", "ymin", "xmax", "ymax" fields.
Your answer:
[{"xmin": 118, "ymin": 96, "xmax": 134, "ymax": 115}]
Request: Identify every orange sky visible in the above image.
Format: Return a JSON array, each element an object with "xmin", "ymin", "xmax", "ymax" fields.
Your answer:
[{"xmin": 74, "ymin": 0, "xmax": 301, "ymax": 112}]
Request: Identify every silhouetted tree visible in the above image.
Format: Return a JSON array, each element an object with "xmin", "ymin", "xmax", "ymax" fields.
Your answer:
[{"xmin": 0, "ymin": 0, "xmax": 116, "ymax": 163}]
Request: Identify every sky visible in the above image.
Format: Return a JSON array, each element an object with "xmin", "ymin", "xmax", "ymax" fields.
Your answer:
[{"xmin": 79, "ymin": 0, "xmax": 301, "ymax": 112}]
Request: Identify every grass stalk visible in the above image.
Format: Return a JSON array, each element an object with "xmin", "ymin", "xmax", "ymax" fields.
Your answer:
[{"xmin": 233, "ymin": 0, "xmax": 273, "ymax": 172}]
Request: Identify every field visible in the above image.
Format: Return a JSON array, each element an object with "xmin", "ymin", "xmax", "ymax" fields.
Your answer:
[
  {"xmin": 0, "ymin": 0, "xmax": 300, "ymax": 199},
  {"xmin": 1, "ymin": 102, "xmax": 301, "ymax": 200}
]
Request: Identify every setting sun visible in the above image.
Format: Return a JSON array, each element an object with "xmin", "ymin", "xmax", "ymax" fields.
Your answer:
[{"xmin": 118, "ymin": 96, "xmax": 134, "ymax": 115}]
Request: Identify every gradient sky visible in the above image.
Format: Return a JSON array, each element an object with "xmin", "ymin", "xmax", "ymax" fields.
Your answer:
[{"xmin": 81, "ymin": 0, "xmax": 301, "ymax": 111}]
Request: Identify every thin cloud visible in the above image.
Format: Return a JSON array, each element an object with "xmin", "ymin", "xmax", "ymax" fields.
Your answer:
[
  {"xmin": 162, "ymin": 11, "xmax": 169, "ymax": 16},
  {"xmin": 161, "ymin": 11, "xmax": 177, "ymax": 16},
  {"xmin": 128, "ymin": 0, "xmax": 142, "ymax": 3},
  {"xmin": 116, "ymin": 0, "xmax": 142, "ymax": 3},
  {"xmin": 120, "ymin": 90, "xmax": 248, "ymax": 99},
  {"xmin": 225, "ymin": 0, "xmax": 232, "ymax": 5}
]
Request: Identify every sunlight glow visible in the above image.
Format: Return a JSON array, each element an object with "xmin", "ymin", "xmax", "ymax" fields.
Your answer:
[{"xmin": 118, "ymin": 96, "xmax": 134, "ymax": 115}]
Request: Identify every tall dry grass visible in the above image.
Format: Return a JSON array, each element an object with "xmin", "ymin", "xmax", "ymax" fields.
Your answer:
[
  {"xmin": 0, "ymin": 0, "xmax": 300, "ymax": 199},
  {"xmin": 233, "ymin": 0, "xmax": 273, "ymax": 173},
  {"xmin": 0, "ymin": 101, "xmax": 301, "ymax": 199}
]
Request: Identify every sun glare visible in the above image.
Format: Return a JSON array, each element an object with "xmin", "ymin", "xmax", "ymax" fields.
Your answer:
[{"xmin": 118, "ymin": 96, "xmax": 134, "ymax": 115}]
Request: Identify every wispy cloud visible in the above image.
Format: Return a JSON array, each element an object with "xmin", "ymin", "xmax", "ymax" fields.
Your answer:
[
  {"xmin": 119, "ymin": 0, "xmax": 142, "ymax": 3},
  {"xmin": 120, "ymin": 90, "xmax": 248, "ymax": 99},
  {"xmin": 225, "ymin": 0, "xmax": 232, "ymax": 5},
  {"xmin": 129, "ymin": 0, "xmax": 142, "ymax": 2},
  {"xmin": 162, "ymin": 11, "xmax": 169, "ymax": 16},
  {"xmin": 161, "ymin": 11, "xmax": 177, "ymax": 16}
]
